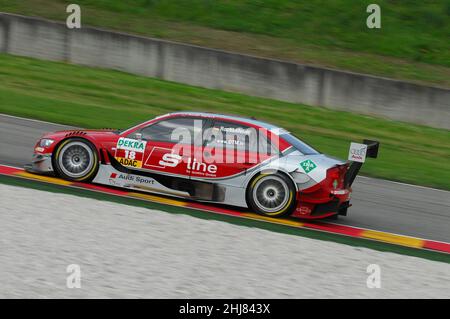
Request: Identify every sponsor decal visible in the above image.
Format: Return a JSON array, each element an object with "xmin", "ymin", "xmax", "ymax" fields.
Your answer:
[
  {"xmin": 187, "ymin": 158, "xmax": 217, "ymax": 177},
  {"xmin": 348, "ymin": 142, "xmax": 367, "ymax": 163},
  {"xmin": 115, "ymin": 137, "xmax": 147, "ymax": 168},
  {"xmin": 159, "ymin": 153, "xmax": 182, "ymax": 168},
  {"xmin": 155, "ymin": 152, "xmax": 218, "ymax": 177},
  {"xmin": 219, "ymin": 126, "xmax": 252, "ymax": 135},
  {"xmin": 109, "ymin": 172, "xmax": 155, "ymax": 185},
  {"xmin": 300, "ymin": 159, "xmax": 317, "ymax": 173},
  {"xmin": 215, "ymin": 139, "xmax": 244, "ymax": 146},
  {"xmin": 296, "ymin": 206, "xmax": 312, "ymax": 215},
  {"xmin": 135, "ymin": 176, "xmax": 156, "ymax": 185},
  {"xmin": 117, "ymin": 138, "xmax": 146, "ymax": 151}
]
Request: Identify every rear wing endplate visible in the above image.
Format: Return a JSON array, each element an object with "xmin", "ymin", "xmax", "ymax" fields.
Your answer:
[{"xmin": 344, "ymin": 139, "xmax": 380, "ymax": 187}]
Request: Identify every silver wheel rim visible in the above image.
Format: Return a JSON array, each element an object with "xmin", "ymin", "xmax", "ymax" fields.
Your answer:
[
  {"xmin": 252, "ymin": 175, "xmax": 290, "ymax": 213},
  {"xmin": 58, "ymin": 141, "xmax": 94, "ymax": 178}
]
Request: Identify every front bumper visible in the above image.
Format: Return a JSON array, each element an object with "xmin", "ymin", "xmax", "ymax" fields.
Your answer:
[{"xmin": 24, "ymin": 153, "xmax": 54, "ymax": 174}]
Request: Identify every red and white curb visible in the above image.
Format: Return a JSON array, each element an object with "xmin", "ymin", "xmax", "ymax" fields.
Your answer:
[{"xmin": 0, "ymin": 164, "xmax": 449, "ymax": 254}]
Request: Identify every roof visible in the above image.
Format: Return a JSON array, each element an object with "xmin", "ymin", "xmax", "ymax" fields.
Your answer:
[{"xmin": 169, "ymin": 111, "xmax": 282, "ymax": 131}]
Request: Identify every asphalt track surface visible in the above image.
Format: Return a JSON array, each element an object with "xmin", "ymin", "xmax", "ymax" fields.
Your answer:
[{"xmin": 1, "ymin": 114, "xmax": 449, "ymax": 242}]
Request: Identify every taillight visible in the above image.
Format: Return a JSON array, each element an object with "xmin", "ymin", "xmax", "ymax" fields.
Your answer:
[
  {"xmin": 327, "ymin": 167, "xmax": 340, "ymax": 190},
  {"xmin": 326, "ymin": 165, "xmax": 347, "ymax": 190},
  {"xmin": 328, "ymin": 167, "xmax": 340, "ymax": 180}
]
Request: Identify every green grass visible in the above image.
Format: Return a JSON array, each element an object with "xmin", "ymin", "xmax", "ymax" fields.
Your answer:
[
  {"xmin": 1, "ymin": 0, "xmax": 450, "ymax": 87},
  {"xmin": 1, "ymin": 174, "xmax": 449, "ymax": 263},
  {"xmin": 0, "ymin": 54, "xmax": 449, "ymax": 189}
]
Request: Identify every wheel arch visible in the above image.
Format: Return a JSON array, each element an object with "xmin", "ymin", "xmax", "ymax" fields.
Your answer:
[{"xmin": 244, "ymin": 167, "xmax": 298, "ymax": 193}]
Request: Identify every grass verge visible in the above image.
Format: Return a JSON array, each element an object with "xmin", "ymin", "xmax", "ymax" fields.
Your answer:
[
  {"xmin": 0, "ymin": 174, "xmax": 448, "ymax": 264},
  {"xmin": 0, "ymin": 0, "xmax": 449, "ymax": 87},
  {"xmin": 0, "ymin": 53, "xmax": 449, "ymax": 189}
]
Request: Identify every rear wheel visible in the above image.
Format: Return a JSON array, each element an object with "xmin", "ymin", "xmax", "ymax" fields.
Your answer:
[
  {"xmin": 53, "ymin": 138, "xmax": 99, "ymax": 182},
  {"xmin": 247, "ymin": 173, "xmax": 296, "ymax": 218}
]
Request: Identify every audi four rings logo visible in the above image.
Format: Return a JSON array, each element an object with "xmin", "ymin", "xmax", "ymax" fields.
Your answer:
[
  {"xmin": 348, "ymin": 143, "xmax": 368, "ymax": 163},
  {"xmin": 351, "ymin": 147, "xmax": 366, "ymax": 156}
]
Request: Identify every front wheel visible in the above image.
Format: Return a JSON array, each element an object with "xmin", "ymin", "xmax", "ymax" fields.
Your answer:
[
  {"xmin": 53, "ymin": 138, "xmax": 99, "ymax": 182},
  {"xmin": 247, "ymin": 173, "xmax": 296, "ymax": 218}
]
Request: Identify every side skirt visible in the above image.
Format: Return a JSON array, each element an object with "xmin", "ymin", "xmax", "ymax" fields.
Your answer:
[{"xmin": 92, "ymin": 164, "xmax": 248, "ymax": 208}]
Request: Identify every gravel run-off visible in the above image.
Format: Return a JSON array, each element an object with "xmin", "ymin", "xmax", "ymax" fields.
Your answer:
[{"xmin": 0, "ymin": 183, "xmax": 449, "ymax": 298}]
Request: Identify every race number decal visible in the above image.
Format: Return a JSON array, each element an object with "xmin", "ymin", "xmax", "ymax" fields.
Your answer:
[{"xmin": 115, "ymin": 138, "xmax": 147, "ymax": 168}]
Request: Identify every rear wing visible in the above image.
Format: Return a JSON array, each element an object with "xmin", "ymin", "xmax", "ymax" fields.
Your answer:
[{"xmin": 344, "ymin": 139, "xmax": 380, "ymax": 187}]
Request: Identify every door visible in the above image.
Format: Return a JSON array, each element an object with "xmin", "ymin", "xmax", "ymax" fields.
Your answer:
[
  {"xmin": 120, "ymin": 116, "xmax": 204, "ymax": 178},
  {"xmin": 194, "ymin": 120, "xmax": 276, "ymax": 180}
]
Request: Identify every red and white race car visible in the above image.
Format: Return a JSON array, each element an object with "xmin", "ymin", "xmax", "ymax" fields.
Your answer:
[{"xmin": 26, "ymin": 112, "xmax": 378, "ymax": 219}]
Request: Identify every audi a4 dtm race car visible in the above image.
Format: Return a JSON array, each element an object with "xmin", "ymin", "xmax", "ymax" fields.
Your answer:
[{"xmin": 26, "ymin": 112, "xmax": 379, "ymax": 219}]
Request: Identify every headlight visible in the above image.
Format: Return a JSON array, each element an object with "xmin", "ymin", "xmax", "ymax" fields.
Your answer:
[{"xmin": 39, "ymin": 139, "xmax": 54, "ymax": 148}]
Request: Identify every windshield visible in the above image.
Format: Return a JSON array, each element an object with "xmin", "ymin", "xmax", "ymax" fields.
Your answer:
[{"xmin": 280, "ymin": 133, "xmax": 320, "ymax": 155}]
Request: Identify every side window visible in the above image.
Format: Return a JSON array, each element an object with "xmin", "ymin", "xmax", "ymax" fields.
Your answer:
[
  {"xmin": 204, "ymin": 121, "xmax": 250, "ymax": 152},
  {"xmin": 204, "ymin": 120, "xmax": 275, "ymax": 154},
  {"xmin": 128, "ymin": 117, "xmax": 201, "ymax": 144}
]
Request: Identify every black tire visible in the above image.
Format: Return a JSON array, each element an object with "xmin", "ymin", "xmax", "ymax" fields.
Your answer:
[
  {"xmin": 53, "ymin": 138, "xmax": 99, "ymax": 182},
  {"xmin": 247, "ymin": 172, "xmax": 296, "ymax": 218}
]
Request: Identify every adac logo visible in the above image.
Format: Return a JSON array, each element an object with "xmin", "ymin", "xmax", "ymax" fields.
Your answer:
[{"xmin": 300, "ymin": 159, "xmax": 317, "ymax": 173}]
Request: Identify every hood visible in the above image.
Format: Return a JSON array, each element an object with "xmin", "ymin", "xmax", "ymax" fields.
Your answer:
[{"xmin": 41, "ymin": 129, "xmax": 118, "ymax": 139}]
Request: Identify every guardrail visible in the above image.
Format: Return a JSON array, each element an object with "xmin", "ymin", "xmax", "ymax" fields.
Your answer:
[{"xmin": 0, "ymin": 12, "xmax": 449, "ymax": 129}]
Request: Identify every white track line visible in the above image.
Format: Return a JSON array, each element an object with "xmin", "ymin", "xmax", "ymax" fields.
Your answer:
[
  {"xmin": 356, "ymin": 176, "xmax": 449, "ymax": 194},
  {"xmin": 0, "ymin": 113, "xmax": 74, "ymax": 128}
]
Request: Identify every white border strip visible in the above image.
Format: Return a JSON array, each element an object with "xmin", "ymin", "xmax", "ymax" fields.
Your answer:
[
  {"xmin": 0, "ymin": 113, "xmax": 75, "ymax": 128},
  {"xmin": 356, "ymin": 175, "xmax": 449, "ymax": 193}
]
